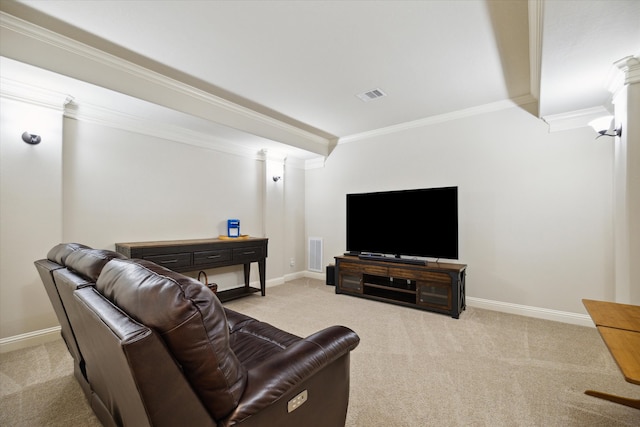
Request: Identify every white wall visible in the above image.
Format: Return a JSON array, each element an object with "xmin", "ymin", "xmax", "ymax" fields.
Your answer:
[
  {"xmin": 306, "ymin": 105, "xmax": 614, "ymax": 315},
  {"xmin": 62, "ymin": 118, "xmax": 263, "ymax": 246},
  {"xmin": 0, "ymin": 97, "xmax": 63, "ymax": 338},
  {"xmin": 61, "ymin": 117, "xmax": 298, "ymax": 289},
  {"xmin": 0, "ymin": 86, "xmax": 309, "ymax": 345}
]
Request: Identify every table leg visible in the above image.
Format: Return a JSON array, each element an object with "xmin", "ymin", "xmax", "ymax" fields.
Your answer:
[
  {"xmin": 243, "ymin": 263, "xmax": 250, "ymax": 290},
  {"xmin": 258, "ymin": 259, "xmax": 266, "ymax": 296},
  {"xmin": 585, "ymin": 390, "xmax": 640, "ymax": 409}
]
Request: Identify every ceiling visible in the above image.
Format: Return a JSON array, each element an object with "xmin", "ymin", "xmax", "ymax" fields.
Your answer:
[{"xmin": 1, "ymin": 1, "xmax": 639, "ymax": 161}]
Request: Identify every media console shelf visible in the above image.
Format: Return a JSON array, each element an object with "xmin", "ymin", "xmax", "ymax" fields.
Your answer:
[
  {"xmin": 115, "ymin": 237, "xmax": 268, "ymax": 303},
  {"xmin": 334, "ymin": 255, "xmax": 466, "ymax": 318}
]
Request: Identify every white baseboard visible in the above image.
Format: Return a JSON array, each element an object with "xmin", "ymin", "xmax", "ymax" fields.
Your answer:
[
  {"xmin": 466, "ymin": 297, "xmax": 594, "ymax": 327},
  {"xmin": 282, "ymin": 271, "xmax": 307, "ymax": 283},
  {"xmin": 304, "ymin": 271, "xmax": 326, "ymax": 282},
  {"xmin": 0, "ymin": 326, "xmax": 62, "ymax": 354}
]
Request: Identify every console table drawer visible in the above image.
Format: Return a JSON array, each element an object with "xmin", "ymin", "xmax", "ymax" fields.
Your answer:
[
  {"xmin": 194, "ymin": 250, "xmax": 232, "ymax": 266},
  {"xmin": 144, "ymin": 252, "xmax": 192, "ymax": 269},
  {"xmin": 233, "ymin": 246, "xmax": 265, "ymax": 263}
]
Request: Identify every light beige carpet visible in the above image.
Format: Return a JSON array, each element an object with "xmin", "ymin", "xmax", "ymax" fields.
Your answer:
[{"xmin": 1, "ymin": 278, "xmax": 639, "ymax": 426}]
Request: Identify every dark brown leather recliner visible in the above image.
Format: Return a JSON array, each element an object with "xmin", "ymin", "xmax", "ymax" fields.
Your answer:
[
  {"xmin": 36, "ymin": 244, "xmax": 360, "ymax": 427},
  {"xmin": 34, "ymin": 243, "xmax": 125, "ymax": 400}
]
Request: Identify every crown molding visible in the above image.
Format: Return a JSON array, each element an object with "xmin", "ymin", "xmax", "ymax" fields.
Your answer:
[
  {"xmin": 258, "ymin": 149, "xmax": 287, "ymax": 163},
  {"xmin": 256, "ymin": 149, "xmax": 317, "ymax": 169},
  {"xmin": 64, "ymin": 99, "xmax": 265, "ymax": 160},
  {"xmin": 0, "ymin": 11, "xmax": 331, "ymax": 156},
  {"xmin": 0, "ymin": 76, "xmax": 71, "ymax": 110},
  {"xmin": 607, "ymin": 55, "xmax": 640, "ymax": 96},
  {"xmin": 542, "ymin": 106, "xmax": 611, "ymax": 133},
  {"xmin": 284, "ymin": 156, "xmax": 306, "ymax": 170},
  {"xmin": 621, "ymin": 56, "xmax": 640, "ymax": 85},
  {"xmin": 543, "ymin": 56, "xmax": 640, "ymax": 133},
  {"xmin": 338, "ymin": 94, "xmax": 537, "ymax": 144},
  {"xmin": 304, "ymin": 157, "xmax": 327, "ymax": 170}
]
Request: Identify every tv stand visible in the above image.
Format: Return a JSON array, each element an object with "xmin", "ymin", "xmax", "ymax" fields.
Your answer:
[{"xmin": 335, "ymin": 255, "xmax": 466, "ymax": 318}]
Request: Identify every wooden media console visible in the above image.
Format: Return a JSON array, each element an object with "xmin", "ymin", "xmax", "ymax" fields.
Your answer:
[{"xmin": 334, "ymin": 255, "xmax": 466, "ymax": 318}]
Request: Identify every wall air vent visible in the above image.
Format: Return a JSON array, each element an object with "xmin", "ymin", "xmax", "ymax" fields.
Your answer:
[
  {"xmin": 308, "ymin": 237, "xmax": 323, "ymax": 272},
  {"xmin": 356, "ymin": 88, "xmax": 387, "ymax": 102}
]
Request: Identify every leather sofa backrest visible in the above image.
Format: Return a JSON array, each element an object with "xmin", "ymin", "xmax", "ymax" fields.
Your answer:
[
  {"xmin": 65, "ymin": 247, "xmax": 126, "ymax": 281},
  {"xmin": 47, "ymin": 243, "xmax": 92, "ymax": 265},
  {"xmin": 96, "ymin": 258, "xmax": 247, "ymax": 420},
  {"xmin": 73, "ymin": 286, "xmax": 214, "ymax": 427}
]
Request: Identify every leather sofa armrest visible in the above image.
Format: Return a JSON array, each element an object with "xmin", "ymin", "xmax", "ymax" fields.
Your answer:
[{"xmin": 225, "ymin": 325, "xmax": 359, "ymax": 422}]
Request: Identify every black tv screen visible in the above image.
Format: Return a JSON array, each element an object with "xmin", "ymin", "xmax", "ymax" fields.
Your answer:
[{"xmin": 346, "ymin": 186, "xmax": 458, "ymax": 259}]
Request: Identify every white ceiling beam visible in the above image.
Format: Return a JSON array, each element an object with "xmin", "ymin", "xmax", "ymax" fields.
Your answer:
[{"xmin": 0, "ymin": 11, "xmax": 332, "ymax": 156}]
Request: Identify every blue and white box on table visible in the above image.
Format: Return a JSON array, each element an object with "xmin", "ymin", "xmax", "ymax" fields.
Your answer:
[{"xmin": 227, "ymin": 219, "xmax": 240, "ymax": 237}]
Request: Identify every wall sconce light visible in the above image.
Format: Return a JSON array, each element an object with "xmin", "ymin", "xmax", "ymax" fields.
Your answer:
[
  {"xmin": 272, "ymin": 176, "xmax": 282, "ymax": 182},
  {"xmin": 22, "ymin": 131, "xmax": 42, "ymax": 145},
  {"xmin": 588, "ymin": 116, "xmax": 622, "ymax": 139}
]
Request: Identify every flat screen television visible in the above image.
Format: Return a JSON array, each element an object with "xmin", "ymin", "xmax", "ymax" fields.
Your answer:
[{"xmin": 346, "ymin": 186, "xmax": 458, "ymax": 260}]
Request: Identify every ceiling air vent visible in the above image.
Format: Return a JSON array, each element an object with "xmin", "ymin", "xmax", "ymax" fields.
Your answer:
[{"xmin": 356, "ymin": 88, "xmax": 387, "ymax": 102}]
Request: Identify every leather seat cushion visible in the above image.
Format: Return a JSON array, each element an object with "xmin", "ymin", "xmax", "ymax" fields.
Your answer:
[{"xmin": 96, "ymin": 258, "xmax": 246, "ymax": 420}]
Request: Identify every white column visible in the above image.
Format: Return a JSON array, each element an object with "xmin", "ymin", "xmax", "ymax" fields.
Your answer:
[
  {"xmin": 610, "ymin": 56, "xmax": 640, "ymax": 304},
  {"xmin": 262, "ymin": 150, "xmax": 286, "ymax": 281}
]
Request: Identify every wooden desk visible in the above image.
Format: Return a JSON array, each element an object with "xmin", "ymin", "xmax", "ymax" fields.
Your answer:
[
  {"xmin": 583, "ymin": 299, "xmax": 640, "ymax": 331},
  {"xmin": 582, "ymin": 299, "xmax": 640, "ymax": 409},
  {"xmin": 116, "ymin": 237, "xmax": 268, "ymax": 302}
]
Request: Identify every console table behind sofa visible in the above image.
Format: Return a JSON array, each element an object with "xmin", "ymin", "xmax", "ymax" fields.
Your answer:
[{"xmin": 115, "ymin": 237, "xmax": 268, "ymax": 302}]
